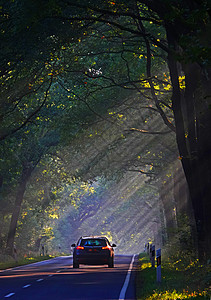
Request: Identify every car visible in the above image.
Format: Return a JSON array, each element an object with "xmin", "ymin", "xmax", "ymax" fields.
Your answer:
[{"xmin": 71, "ymin": 236, "xmax": 116, "ymax": 268}]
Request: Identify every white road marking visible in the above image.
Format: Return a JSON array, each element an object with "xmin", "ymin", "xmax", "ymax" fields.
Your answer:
[
  {"xmin": 36, "ymin": 279, "xmax": 44, "ymax": 282},
  {"xmin": 119, "ymin": 254, "xmax": 135, "ymax": 300},
  {"xmin": 56, "ymin": 270, "xmax": 61, "ymax": 272},
  {"xmin": 48, "ymin": 274, "xmax": 53, "ymax": 277},
  {"xmin": 22, "ymin": 284, "xmax": 31, "ymax": 288},
  {"xmin": 4, "ymin": 293, "xmax": 15, "ymax": 298}
]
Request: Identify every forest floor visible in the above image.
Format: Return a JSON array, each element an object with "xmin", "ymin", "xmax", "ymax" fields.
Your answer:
[{"xmin": 136, "ymin": 253, "xmax": 211, "ymax": 299}]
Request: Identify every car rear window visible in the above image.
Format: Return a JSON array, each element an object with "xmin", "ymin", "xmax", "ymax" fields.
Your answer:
[{"xmin": 80, "ymin": 239, "xmax": 107, "ymax": 247}]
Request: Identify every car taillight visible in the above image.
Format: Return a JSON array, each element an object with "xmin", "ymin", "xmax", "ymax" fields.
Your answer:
[
  {"xmin": 102, "ymin": 246, "xmax": 110, "ymax": 250},
  {"xmin": 76, "ymin": 246, "xmax": 84, "ymax": 250}
]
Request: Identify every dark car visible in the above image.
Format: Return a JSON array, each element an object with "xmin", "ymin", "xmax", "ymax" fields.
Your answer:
[{"xmin": 71, "ymin": 236, "xmax": 116, "ymax": 268}]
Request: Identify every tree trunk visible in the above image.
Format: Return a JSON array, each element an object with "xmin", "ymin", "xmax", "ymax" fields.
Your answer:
[
  {"xmin": 194, "ymin": 67, "xmax": 211, "ymax": 260},
  {"xmin": 159, "ymin": 178, "xmax": 177, "ymax": 242},
  {"xmin": 173, "ymin": 159, "xmax": 198, "ymax": 252},
  {"xmin": 166, "ymin": 30, "xmax": 211, "ymax": 260},
  {"xmin": 6, "ymin": 166, "xmax": 33, "ymax": 255},
  {"xmin": 146, "ymin": 0, "xmax": 211, "ymax": 261},
  {"xmin": 159, "ymin": 202, "xmax": 168, "ymax": 246},
  {"xmin": 173, "ymin": 160, "xmax": 193, "ymax": 220}
]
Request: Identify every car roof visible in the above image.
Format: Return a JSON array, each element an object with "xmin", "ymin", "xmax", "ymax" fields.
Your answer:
[{"xmin": 80, "ymin": 236, "xmax": 108, "ymax": 240}]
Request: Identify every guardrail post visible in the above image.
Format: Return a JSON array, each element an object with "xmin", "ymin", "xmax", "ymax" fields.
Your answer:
[
  {"xmin": 150, "ymin": 245, "xmax": 155, "ymax": 267},
  {"xmin": 147, "ymin": 242, "xmax": 150, "ymax": 255},
  {"xmin": 156, "ymin": 248, "xmax": 161, "ymax": 283},
  {"xmin": 144, "ymin": 243, "xmax": 147, "ymax": 253}
]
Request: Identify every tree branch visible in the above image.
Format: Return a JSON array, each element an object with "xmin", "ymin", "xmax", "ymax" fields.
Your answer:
[
  {"xmin": 136, "ymin": 14, "xmax": 176, "ymax": 132},
  {"xmin": 127, "ymin": 169, "xmax": 156, "ymax": 175},
  {"xmin": 0, "ymin": 76, "xmax": 53, "ymax": 142},
  {"xmin": 127, "ymin": 128, "xmax": 172, "ymax": 134}
]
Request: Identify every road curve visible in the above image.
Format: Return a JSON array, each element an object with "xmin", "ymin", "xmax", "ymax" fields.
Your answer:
[{"xmin": 0, "ymin": 254, "xmax": 137, "ymax": 300}]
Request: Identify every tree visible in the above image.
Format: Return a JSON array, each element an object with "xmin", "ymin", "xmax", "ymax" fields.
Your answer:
[
  {"xmin": 5, "ymin": 130, "xmax": 59, "ymax": 254},
  {"xmin": 145, "ymin": 0, "xmax": 211, "ymax": 260}
]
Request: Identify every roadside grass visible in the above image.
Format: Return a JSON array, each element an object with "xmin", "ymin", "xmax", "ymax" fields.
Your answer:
[
  {"xmin": 0, "ymin": 255, "xmax": 55, "ymax": 271},
  {"xmin": 136, "ymin": 253, "xmax": 211, "ymax": 299}
]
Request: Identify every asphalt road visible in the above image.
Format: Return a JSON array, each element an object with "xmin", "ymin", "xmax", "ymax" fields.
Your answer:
[{"xmin": 0, "ymin": 255, "xmax": 138, "ymax": 300}]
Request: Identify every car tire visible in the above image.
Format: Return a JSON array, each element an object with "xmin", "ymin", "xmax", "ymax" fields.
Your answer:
[
  {"xmin": 73, "ymin": 260, "xmax": 79, "ymax": 268},
  {"xmin": 108, "ymin": 257, "xmax": 114, "ymax": 268}
]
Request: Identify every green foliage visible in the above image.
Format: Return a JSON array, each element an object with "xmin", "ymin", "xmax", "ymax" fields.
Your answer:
[
  {"xmin": 0, "ymin": 255, "xmax": 54, "ymax": 271},
  {"xmin": 136, "ymin": 253, "xmax": 210, "ymax": 300},
  {"xmin": 164, "ymin": 214, "xmax": 195, "ymax": 261}
]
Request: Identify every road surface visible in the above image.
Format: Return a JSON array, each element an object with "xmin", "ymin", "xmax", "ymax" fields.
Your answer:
[{"xmin": 0, "ymin": 255, "xmax": 137, "ymax": 300}]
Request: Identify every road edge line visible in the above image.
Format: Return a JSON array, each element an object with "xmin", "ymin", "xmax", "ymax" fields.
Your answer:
[{"xmin": 119, "ymin": 254, "xmax": 135, "ymax": 300}]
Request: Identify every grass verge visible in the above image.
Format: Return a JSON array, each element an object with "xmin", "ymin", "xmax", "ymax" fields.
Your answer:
[
  {"xmin": 0, "ymin": 255, "xmax": 54, "ymax": 271},
  {"xmin": 136, "ymin": 253, "xmax": 211, "ymax": 299}
]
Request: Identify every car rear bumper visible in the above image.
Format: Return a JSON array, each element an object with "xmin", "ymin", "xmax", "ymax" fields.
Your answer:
[
  {"xmin": 73, "ymin": 252, "xmax": 112, "ymax": 265},
  {"xmin": 76, "ymin": 257, "xmax": 109, "ymax": 265}
]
